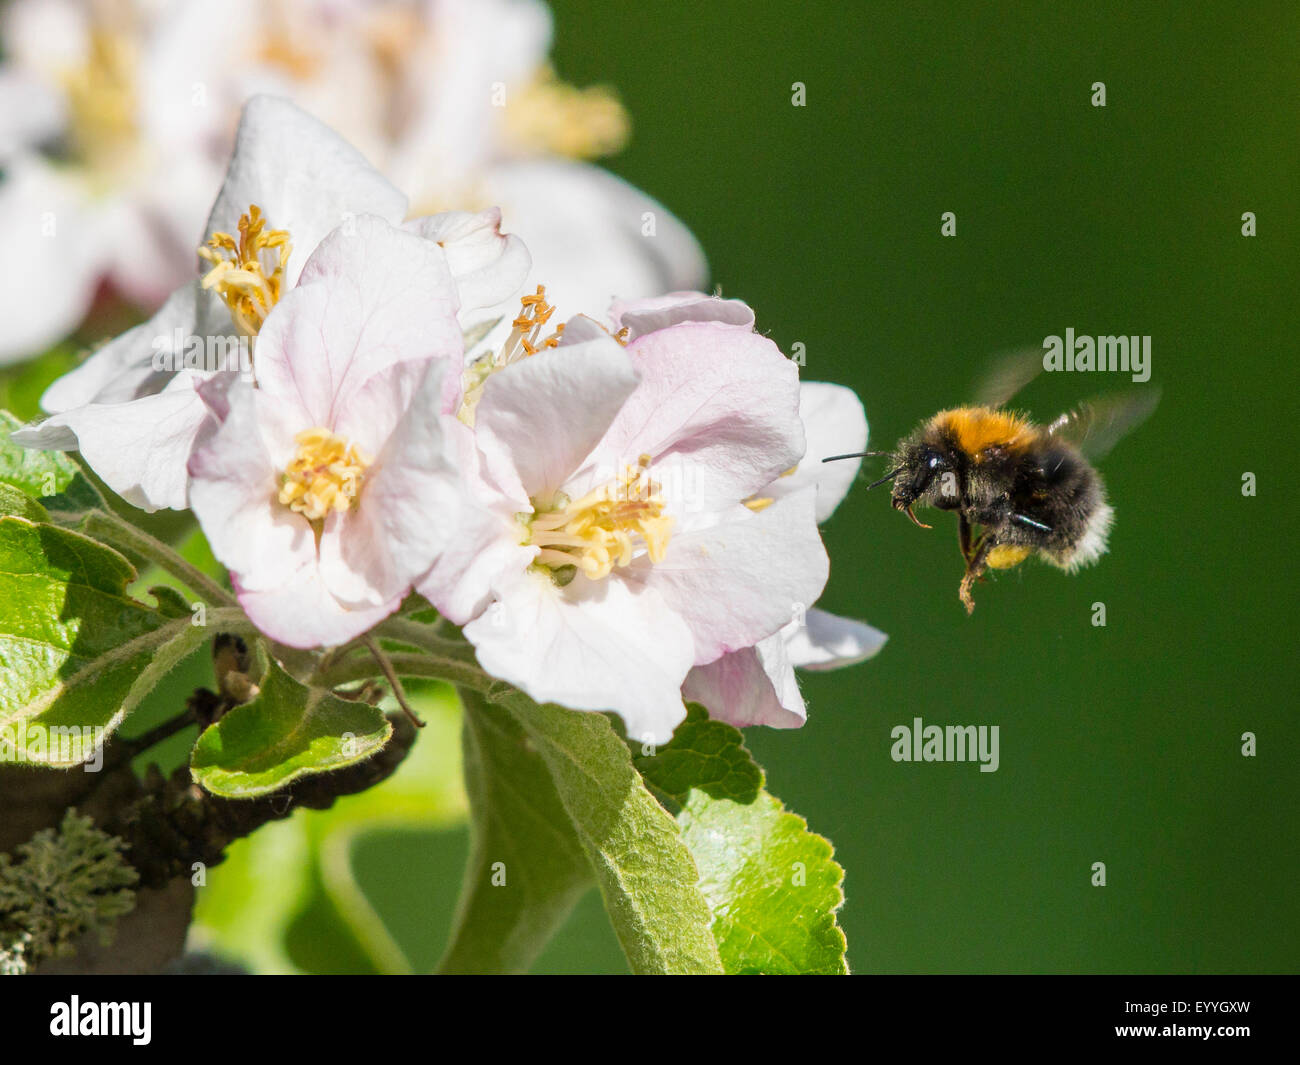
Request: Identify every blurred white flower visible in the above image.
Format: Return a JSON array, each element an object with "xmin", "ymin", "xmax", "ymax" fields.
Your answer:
[
  {"xmin": 0, "ymin": 0, "xmax": 705, "ymax": 363},
  {"xmin": 13, "ymin": 96, "xmax": 527, "ymax": 509}
]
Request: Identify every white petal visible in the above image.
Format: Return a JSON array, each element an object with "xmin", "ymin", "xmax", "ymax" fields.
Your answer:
[
  {"xmin": 253, "ymin": 214, "xmax": 461, "ymax": 426},
  {"xmin": 683, "ymin": 636, "xmax": 806, "ymax": 730},
  {"xmin": 40, "ymin": 282, "xmax": 210, "ymax": 412},
  {"xmin": 417, "ymin": 494, "xmax": 535, "ymax": 625},
  {"xmin": 608, "ymin": 292, "xmax": 754, "ymax": 340},
  {"xmin": 464, "ymin": 570, "xmax": 695, "ymax": 744},
  {"xmin": 405, "ymin": 208, "xmax": 531, "ymax": 313},
  {"xmin": 625, "ymin": 489, "xmax": 828, "ymax": 665},
  {"xmin": 785, "ymin": 607, "xmax": 887, "ymax": 671},
  {"xmin": 0, "ymin": 71, "xmax": 64, "ymax": 158},
  {"xmin": 204, "ymin": 96, "xmax": 407, "ymax": 287},
  {"xmin": 474, "ymin": 335, "xmax": 638, "ymax": 500},
  {"xmin": 769, "ymin": 381, "xmax": 870, "ymax": 523},
  {"xmin": 188, "ymin": 385, "xmax": 315, "ymax": 586},
  {"xmin": 585, "ymin": 320, "xmax": 804, "ymax": 512},
  {"xmin": 235, "ymin": 561, "xmax": 402, "ymax": 650},
  {"xmin": 14, "ymin": 378, "xmax": 214, "ymax": 511},
  {"xmin": 0, "ymin": 155, "xmax": 104, "ymax": 364},
  {"xmin": 385, "ymin": 0, "xmax": 553, "ymax": 194},
  {"xmin": 319, "ymin": 362, "xmax": 464, "ymax": 606},
  {"xmin": 466, "ymin": 159, "xmax": 708, "ymax": 352}
]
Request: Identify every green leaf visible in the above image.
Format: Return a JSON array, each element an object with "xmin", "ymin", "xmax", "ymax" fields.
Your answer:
[
  {"xmin": 632, "ymin": 702, "xmax": 764, "ymax": 807},
  {"xmin": 437, "ymin": 686, "xmax": 594, "ymax": 974},
  {"xmin": 679, "ymin": 790, "xmax": 849, "ymax": 974},
  {"xmin": 147, "ymin": 584, "xmax": 194, "ymax": 619},
  {"xmin": 191, "ymin": 659, "xmax": 393, "ymax": 798},
  {"xmin": 193, "ymin": 682, "xmax": 468, "ymax": 974},
  {"xmin": 0, "ymin": 410, "xmax": 106, "ymax": 520},
  {"xmin": 490, "ymin": 691, "xmax": 723, "ymax": 975},
  {"xmin": 0, "ymin": 515, "xmax": 226, "ymax": 766},
  {"xmin": 0, "ymin": 483, "xmax": 49, "ymax": 522}
]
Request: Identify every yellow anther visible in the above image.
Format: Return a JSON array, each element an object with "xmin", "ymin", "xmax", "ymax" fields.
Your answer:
[
  {"xmin": 504, "ymin": 65, "xmax": 629, "ymax": 160},
  {"xmin": 459, "ymin": 283, "xmax": 567, "ymax": 424},
  {"xmin": 743, "ymin": 497, "xmax": 775, "ymax": 512},
  {"xmin": 62, "ymin": 26, "xmax": 138, "ymax": 170},
  {"xmin": 278, "ymin": 427, "xmax": 369, "ymax": 522},
  {"xmin": 528, "ymin": 455, "xmax": 673, "ymax": 582},
  {"xmin": 198, "ymin": 205, "xmax": 292, "ymax": 338}
]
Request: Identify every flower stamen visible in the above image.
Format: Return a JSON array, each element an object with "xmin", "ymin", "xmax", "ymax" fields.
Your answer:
[
  {"xmin": 527, "ymin": 455, "xmax": 673, "ymax": 582},
  {"xmin": 198, "ymin": 205, "xmax": 292, "ymax": 338},
  {"xmin": 504, "ymin": 65, "xmax": 629, "ymax": 160},
  {"xmin": 278, "ymin": 427, "xmax": 369, "ymax": 521},
  {"xmin": 460, "ymin": 284, "xmax": 565, "ymax": 423},
  {"xmin": 61, "ymin": 25, "xmax": 138, "ymax": 171}
]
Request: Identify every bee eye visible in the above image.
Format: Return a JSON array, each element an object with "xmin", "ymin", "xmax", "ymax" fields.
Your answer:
[{"xmin": 927, "ymin": 454, "xmax": 943, "ymax": 469}]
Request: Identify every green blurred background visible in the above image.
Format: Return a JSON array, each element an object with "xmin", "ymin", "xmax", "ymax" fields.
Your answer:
[
  {"xmin": 536, "ymin": 0, "xmax": 1299, "ymax": 972},
  {"xmin": 18, "ymin": 0, "xmax": 1294, "ymax": 973}
]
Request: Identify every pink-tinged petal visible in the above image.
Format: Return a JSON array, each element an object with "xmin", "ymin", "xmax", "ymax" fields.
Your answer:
[
  {"xmin": 188, "ymin": 385, "xmax": 315, "ymax": 588},
  {"xmin": 609, "ymin": 292, "xmax": 754, "ymax": 340},
  {"xmin": 405, "ymin": 208, "xmax": 530, "ymax": 313},
  {"xmin": 767, "ymin": 382, "xmax": 869, "ymax": 523},
  {"xmin": 417, "ymin": 495, "xmax": 535, "ymax": 625},
  {"xmin": 587, "ymin": 320, "xmax": 804, "ymax": 511},
  {"xmin": 0, "ymin": 155, "xmax": 104, "ymax": 364},
  {"xmin": 464, "ymin": 570, "xmax": 696, "ymax": 744},
  {"xmin": 628, "ymin": 489, "xmax": 829, "ymax": 665},
  {"xmin": 318, "ymin": 362, "xmax": 464, "ymax": 606},
  {"xmin": 555, "ymin": 313, "xmax": 612, "ymax": 346},
  {"xmin": 234, "ymin": 562, "xmax": 402, "ymax": 650},
  {"xmin": 254, "ymin": 214, "xmax": 461, "ymax": 426},
  {"xmin": 204, "ymin": 96, "xmax": 408, "ymax": 287},
  {"xmin": 13, "ymin": 378, "xmax": 214, "ymax": 512},
  {"xmin": 786, "ymin": 607, "xmax": 887, "ymax": 671},
  {"xmin": 41, "ymin": 282, "xmax": 210, "ymax": 412},
  {"xmin": 475, "ymin": 335, "xmax": 638, "ymax": 500},
  {"xmin": 683, "ymin": 636, "xmax": 806, "ymax": 730}
]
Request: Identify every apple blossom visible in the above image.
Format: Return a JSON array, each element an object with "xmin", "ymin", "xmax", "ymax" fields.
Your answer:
[
  {"xmin": 13, "ymin": 95, "xmax": 527, "ymax": 510},
  {"xmin": 418, "ymin": 297, "xmax": 830, "ymax": 742},
  {"xmin": 608, "ymin": 293, "xmax": 887, "ymax": 729},
  {"xmin": 186, "ymin": 213, "xmax": 468, "ymax": 648},
  {"xmin": 0, "ymin": 0, "xmax": 704, "ymax": 364}
]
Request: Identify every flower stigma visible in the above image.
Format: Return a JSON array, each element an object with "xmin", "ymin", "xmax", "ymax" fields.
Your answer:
[
  {"xmin": 278, "ymin": 427, "xmax": 370, "ymax": 522},
  {"xmin": 525, "ymin": 455, "xmax": 673, "ymax": 584},
  {"xmin": 198, "ymin": 205, "xmax": 292, "ymax": 338}
]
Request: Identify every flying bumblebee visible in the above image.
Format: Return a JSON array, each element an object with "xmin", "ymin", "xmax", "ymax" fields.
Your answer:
[{"xmin": 826, "ymin": 353, "xmax": 1159, "ymax": 613}]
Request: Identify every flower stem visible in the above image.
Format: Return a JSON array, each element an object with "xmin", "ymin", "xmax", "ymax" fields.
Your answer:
[
  {"xmin": 373, "ymin": 616, "xmax": 476, "ymax": 659},
  {"xmin": 362, "ymin": 635, "xmax": 424, "ymax": 728},
  {"xmin": 315, "ymin": 650, "xmax": 493, "ymax": 694},
  {"xmin": 84, "ymin": 508, "xmax": 236, "ymax": 607}
]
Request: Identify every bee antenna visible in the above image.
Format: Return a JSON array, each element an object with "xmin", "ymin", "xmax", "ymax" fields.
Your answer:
[
  {"xmin": 821, "ymin": 450, "xmax": 890, "ymax": 463},
  {"xmin": 865, "ymin": 467, "xmax": 903, "ymax": 490}
]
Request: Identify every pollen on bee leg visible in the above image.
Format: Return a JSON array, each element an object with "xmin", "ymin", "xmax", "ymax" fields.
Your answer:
[
  {"xmin": 198, "ymin": 205, "xmax": 292, "ymax": 338},
  {"xmin": 278, "ymin": 427, "xmax": 370, "ymax": 522}
]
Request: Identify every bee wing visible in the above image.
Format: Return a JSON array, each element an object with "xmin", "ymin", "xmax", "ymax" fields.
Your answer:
[
  {"xmin": 970, "ymin": 345, "xmax": 1047, "ymax": 407},
  {"xmin": 1046, "ymin": 387, "xmax": 1160, "ymax": 461}
]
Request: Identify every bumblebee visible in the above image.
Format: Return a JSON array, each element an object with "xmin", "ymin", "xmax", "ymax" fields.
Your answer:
[{"xmin": 828, "ymin": 355, "xmax": 1158, "ymax": 613}]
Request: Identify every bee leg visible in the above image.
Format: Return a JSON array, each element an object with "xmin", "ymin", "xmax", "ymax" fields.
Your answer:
[
  {"xmin": 959, "ymin": 538, "xmax": 995, "ymax": 615},
  {"xmin": 958, "ymin": 514, "xmax": 974, "ymax": 563}
]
